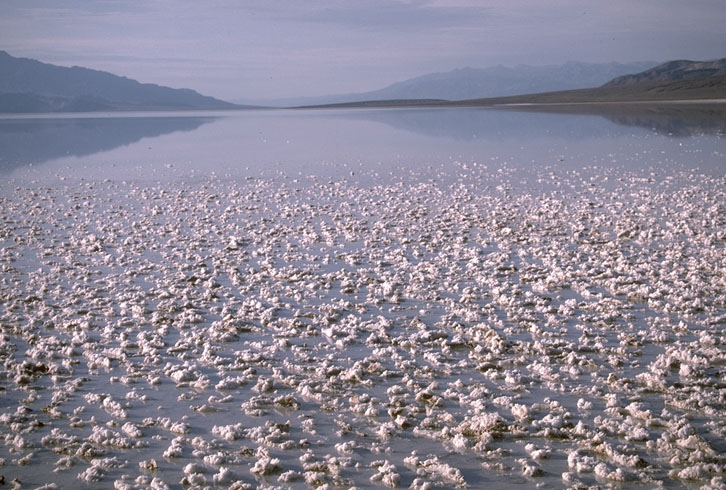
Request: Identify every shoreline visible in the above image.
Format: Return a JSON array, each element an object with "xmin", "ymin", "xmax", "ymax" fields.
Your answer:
[
  {"xmin": 490, "ymin": 98, "xmax": 726, "ymax": 107},
  {"xmin": 293, "ymin": 97, "xmax": 726, "ymax": 110}
]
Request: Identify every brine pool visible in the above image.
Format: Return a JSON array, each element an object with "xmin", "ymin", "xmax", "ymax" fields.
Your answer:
[{"xmin": 0, "ymin": 107, "xmax": 725, "ymax": 489}]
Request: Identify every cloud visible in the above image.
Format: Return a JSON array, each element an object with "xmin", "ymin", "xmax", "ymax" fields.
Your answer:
[
  {"xmin": 281, "ymin": 0, "xmax": 492, "ymax": 32},
  {"xmin": 2, "ymin": 0, "xmax": 725, "ymax": 99}
]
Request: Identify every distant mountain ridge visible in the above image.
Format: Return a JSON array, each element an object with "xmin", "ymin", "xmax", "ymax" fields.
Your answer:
[
  {"xmin": 302, "ymin": 58, "xmax": 726, "ymax": 109},
  {"xmin": 448, "ymin": 58, "xmax": 726, "ymax": 105},
  {"xmin": 603, "ymin": 58, "xmax": 726, "ymax": 86},
  {"xmin": 364, "ymin": 61, "xmax": 658, "ymax": 100},
  {"xmin": 0, "ymin": 51, "xmax": 241, "ymax": 113},
  {"xmin": 240, "ymin": 61, "xmax": 657, "ymax": 107}
]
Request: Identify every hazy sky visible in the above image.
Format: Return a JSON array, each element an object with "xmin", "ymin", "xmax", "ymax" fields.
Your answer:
[{"xmin": 2, "ymin": 0, "xmax": 725, "ymax": 101}]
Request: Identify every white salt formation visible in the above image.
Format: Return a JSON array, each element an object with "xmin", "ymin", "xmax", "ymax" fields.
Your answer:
[{"xmin": 0, "ymin": 163, "xmax": 724, "ymax": 489}]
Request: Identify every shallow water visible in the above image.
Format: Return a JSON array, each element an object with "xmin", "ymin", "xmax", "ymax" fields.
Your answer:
[
  {"xmin": 2, "ymin": 107, "xmax": 724, "ymax": 184},
  {"xmin": 0, "ymin": 108, "xmax": 725, "ymax": 489}
]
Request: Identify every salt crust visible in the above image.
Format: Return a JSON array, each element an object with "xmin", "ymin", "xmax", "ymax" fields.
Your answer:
[{"xmin": 0, "ymin": 168, "xmax": 724, "ymax": 488}]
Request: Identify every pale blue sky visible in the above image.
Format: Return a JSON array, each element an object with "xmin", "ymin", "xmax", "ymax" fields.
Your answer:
[{"xmin": 2, "ymin": 0, "xmax": 725, "ymax": 100}]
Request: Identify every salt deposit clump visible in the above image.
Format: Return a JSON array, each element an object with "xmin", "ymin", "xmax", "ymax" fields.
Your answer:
[{"xmin": 0, "ymin": 164, "xmax": 724, "ymax": 488}]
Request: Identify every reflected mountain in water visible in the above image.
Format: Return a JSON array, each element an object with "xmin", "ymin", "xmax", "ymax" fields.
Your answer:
[
  {"xmin": 0, "ymin": 115, "xmax": 215, "ymax": 173},
  {"xmin": 597, "ymin": 104, "xmax": 726, "ymax": 137},
  {"xmin": 325, "ymin": 107, "xmax": 616, "ymax": 141},
  {"xmin": 321, "ymin": 104, "xmax": 726, "ymax": 141},
  {"xmin": 499, "ymin": 103, "xmax": 726, "ymax": 138}
]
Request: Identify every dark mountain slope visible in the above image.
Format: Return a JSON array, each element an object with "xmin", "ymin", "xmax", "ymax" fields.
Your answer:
[
  {"xmin": 0, "ymin": 51, "xmax": 241, "ymax": 112},
  {"xmin": 604, "ymin": 59, "xmax": 726, "ymax": 86},
  {"xmin": 451, "ymin": 74, "xmax": 726, "ymax": 106}
]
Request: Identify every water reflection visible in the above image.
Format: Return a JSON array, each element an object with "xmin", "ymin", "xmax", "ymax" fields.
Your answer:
[
  {"xmin": 322, "ymin": 107, "xmax": 617, "ymax": 141},
  {"xmin": 502, "ymin": 103, "xmax": 726, "ymax": 138},
  {"xmin": 0, "ymin": 115, "xmax": 214, "ymax": 173},
  {"xmin": 599, "ymin": 105, "xmax": 726, "ymax": 137},
  {"xmin": 325, "ymin": 103, "xmax": 726, "ymax": 140},
  {"xmin": 1, "ymin": 106, "xmax": 723, "ymax": 180}
]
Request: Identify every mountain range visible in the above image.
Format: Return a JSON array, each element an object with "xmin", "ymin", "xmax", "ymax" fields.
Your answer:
[
  {"xmin": 239, "ymin": 61, "xmax": 657, "ymax": 107},
  {"xmin": 604, "ymin": 58, "xmax": 726, "ymax": 86},
  {"xmin": 0, "ymin": 50, "xmax": 242, "ymax": 113},
  {"xmin": 447, "ymin": 58, "xmax": 726, "ymax": 106},
  {"xmin": 1, "ymin": 50, "xmax": 725, "ymax": 114},
  {"xmin": 302, "ymin": 58, "xmax": 726, "ymax": 109}
]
